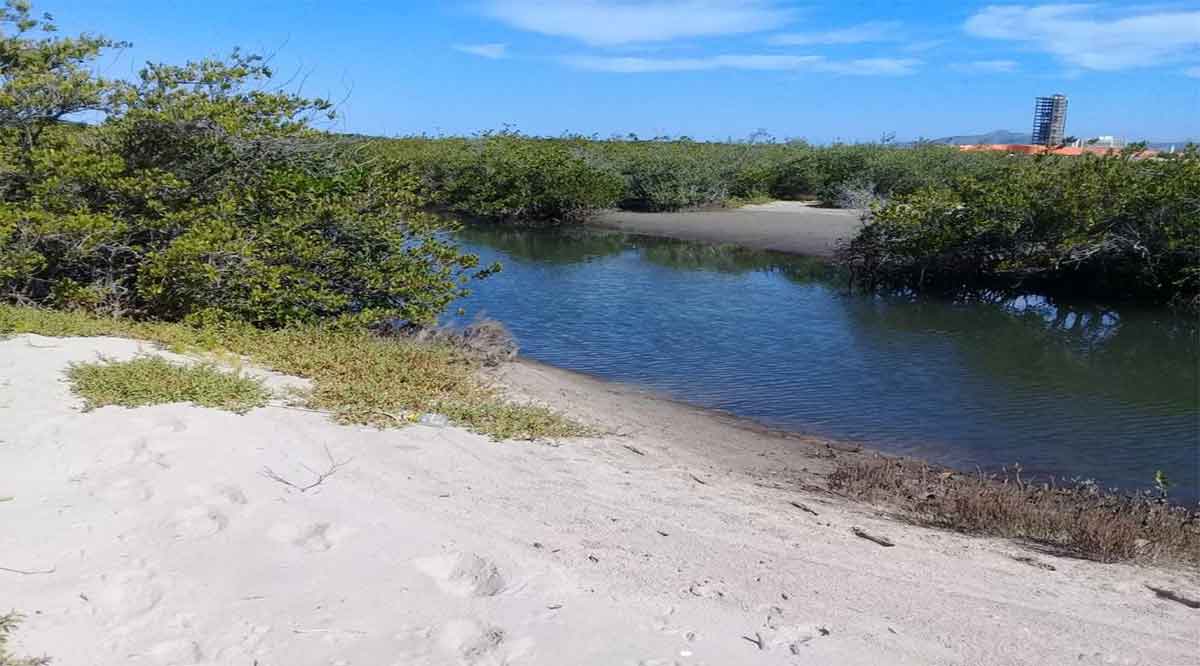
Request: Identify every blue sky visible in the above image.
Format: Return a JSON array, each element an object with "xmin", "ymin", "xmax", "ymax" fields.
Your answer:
[{"xmin": 43, "ymin": 1, "xmax": 1200, "ymax": 142}]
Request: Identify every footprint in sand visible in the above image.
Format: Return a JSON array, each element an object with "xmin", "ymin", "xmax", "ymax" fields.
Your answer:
[
  {"xmin": 170, "ymin": 505, "xmax": 229, "ymax": 539},
  {"xmin": 143, "ymin": 638, "xmax": 204, "ymax": 665},
  {"xmin": 96, "ymin": 478, "xmax": 154, "ymax": 503},
  {"xmin": 416, "ymin": 552, "xmax": 506, "ymax": 598},
  {"xmin": 186, "ymin": 482, "xmax": 248, "ymax": 506},
  {"xmin": 128, "ymin": 437, "xmax": 171, "ymax": 469},
  {"xmin": 169, "ymin": 484, "xmax": 249, "ymax": 539},
  {"xmin": 267, "ymin": 521, "xmax": 336, "ymax": 552},
  {"xmin": 440, "ymin": 618, "xmax": 506, "ymax": 665},
  {"xmin": 95, "ymin": 569, "xmax": 164, "ymax": 620}
]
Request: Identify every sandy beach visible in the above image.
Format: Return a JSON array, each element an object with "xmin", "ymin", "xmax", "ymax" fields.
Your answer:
[
  {"xmin": 590, "ymin": 202, "xmax": 864, "ymax": 257},
  {"xmin": 2, "ymin": 334, "xmax": 1198, "ymax": 665}
]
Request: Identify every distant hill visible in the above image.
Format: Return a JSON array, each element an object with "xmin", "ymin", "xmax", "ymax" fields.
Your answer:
[
  {"xmin": 1145, "ymin": 140, "xmax": 1196, "ymax": 151},
  {"xmin": 926, "ymin": 130, "xmax": 1030, "ymax": 145}
]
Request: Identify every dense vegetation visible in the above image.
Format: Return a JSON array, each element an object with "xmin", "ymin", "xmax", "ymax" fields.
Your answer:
[
  {"xmin": 382, "ymin": 131, "xmax": 1197, "ymax": 306},
  {"xmin": 377, "ymin": 131, "xmax": 1012, "ymax": 218},
  {"xmin": 0, "ymin": 1, "xmax": 582, "ymax": 439},
  {"xmin": 0, "ymin": 1, "xmax": 491, "ymax": 328},
  {"xmin": 3, "ymin": 0, "xmax": 1195, "ymax": 323},
  {"xmin": 839, "ymin": 151, "xmax": 1199, "ymax": 308}
]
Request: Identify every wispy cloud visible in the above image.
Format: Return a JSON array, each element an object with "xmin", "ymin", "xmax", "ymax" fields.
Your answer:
[
  {"xmin": 453, "ymin": 43, "xmax": 509, "ymax": 59},
  {"xmin": 563, "ymin": 54, "xmax": 821, "ymax": 72},
  {"xmin": 965, "ymin": 4, "xmax": 1200, "ymax": 71},
  {"xmin": 903, "ymin": 39, "xmax": 945, "ymax": 53},
  {"xmin": 482, "ymin": 0, "xmax": 794, "ymax": 46},
  {"xmin": 951, "ymin": 59, "xmax": 1019, "ymax": 73},
  {"xmin": 769, "ymin": 21, "xmax": 902, "ymax": 46},
  {"xmin": 563, "ymin": 54, "xmax": 920, "ymax": 75},
  {"xmin": 821, "ymin": 57, "xmax": 921, "ymax": 76}
]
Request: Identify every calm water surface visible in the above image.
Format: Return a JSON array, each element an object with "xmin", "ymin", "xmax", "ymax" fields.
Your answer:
[{"xmin": 452, "ymin": 227, "xmax": 1200, "ymax": 500}]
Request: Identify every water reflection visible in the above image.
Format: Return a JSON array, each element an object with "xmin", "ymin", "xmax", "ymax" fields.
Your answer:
[{"xmin": 452, "ymin": 226, "xmax": 1200, "ymax": 499}]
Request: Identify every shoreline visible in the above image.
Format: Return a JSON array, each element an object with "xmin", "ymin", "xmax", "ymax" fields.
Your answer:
[
  {"xmin": 4, "ymin": 334, "xmax": 1199, "ymax": 664},
  {"xmin": 588, "ymin": 201, "xmax": 864, "ymax": 258}
]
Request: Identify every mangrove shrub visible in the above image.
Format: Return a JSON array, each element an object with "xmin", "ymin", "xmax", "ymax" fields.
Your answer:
[
  {"xmin": 0, "ymin": 0, "xmax": 491, "ymax": 327},
  {"xmin": 839, "ymin": 151, "xmax": 1200, "ymax": 307}
]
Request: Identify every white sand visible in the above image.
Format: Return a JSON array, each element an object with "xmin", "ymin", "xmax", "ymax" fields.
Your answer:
[{"xmin": 2, "ymin": 335, "xmax": 1197, "ymax": 665}]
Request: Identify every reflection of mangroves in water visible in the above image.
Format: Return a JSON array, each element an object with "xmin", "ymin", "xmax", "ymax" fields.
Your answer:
[
  {"xmin": 456, "ymin": 226, "xmax": 628, "ymax": 264},
  {"xmin": 457, "ymin": 224, "xmax": 837, "ymax": 283},
  {"xmin": 632, "ymin": 239, "xmax": 835, "ymax": 284},
  {"xmin": 843, "ymin": 292, "xmax": 1198, "ymax": 416}
]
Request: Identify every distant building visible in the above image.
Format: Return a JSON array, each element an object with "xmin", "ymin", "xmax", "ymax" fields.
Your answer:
[
  {"xmin": 1086, "ymin": 135, "xmax": 1124, "ymax": 148},
  {"xmin": 956, "ymin": 143, "xmax": 1158, "ymax": 158},
  {"xmin": 1032, "ymin": 94, "xmax": 1068, "ymax": 146}
]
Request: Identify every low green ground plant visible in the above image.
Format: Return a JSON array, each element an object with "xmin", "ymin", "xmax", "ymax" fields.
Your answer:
[
  {"xmin": 2, "ymin": 305, "xmax": 585, "ymax": 440},
  {"xmin": 67, "ymin": 356, "xmax": 270, "ymax": 413},
  {"xmin": 0, "ymin": 614, "xmax": 48, "ymax": 666}
]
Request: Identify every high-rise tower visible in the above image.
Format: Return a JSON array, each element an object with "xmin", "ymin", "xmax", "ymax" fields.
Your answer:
[{"xmin": 1032, "ymin": 94, "xmax": 1068, "ymax": 146}]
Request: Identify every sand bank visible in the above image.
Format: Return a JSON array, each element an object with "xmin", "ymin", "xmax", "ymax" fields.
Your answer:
[
  {"xmin": 590, "ymin": 202, "xmax": 863, "ymax": 257},
  {"xmin": 2, "ymin": 335, "xmax": 1197, "ymax": 665}
]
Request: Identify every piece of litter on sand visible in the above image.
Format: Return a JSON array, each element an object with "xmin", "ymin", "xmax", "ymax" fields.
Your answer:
[
  {"xmin": 418, "ymin": 413, "xmax": 450, "ymax": 428},
  {"xmin": 851, "ymin": 527, "xmax": 894, "ymax": 547},
  {"xmin": 547, "ymin": 604, "xmax": 563, "ymax": 610},
  {"xmin": 1146, "ymin": 586, "xmax": 1200, "ymax": 609}
]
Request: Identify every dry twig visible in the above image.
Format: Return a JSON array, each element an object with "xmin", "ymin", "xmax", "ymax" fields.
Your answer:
[
  {"xmin": 788, "ymin": 500, "xmax": 819, "ymax": 516},
  {"xmin": 742, "ymin": 632, "xmax": 765, "ymax": 650},
  {"xmin": 261, "ymin": 445, "xmax": 352, "ymax": 493},
  {"xmin": 0, "ymin": 564, "xmax": 55, "ymax": 575},
  {"xmin": 1146, "ymin": 586, "xmax": 1200, "ymax": 609},
  {"xmin": 851, "ymin": 527, "xmax": 894, "ymax": 547}
]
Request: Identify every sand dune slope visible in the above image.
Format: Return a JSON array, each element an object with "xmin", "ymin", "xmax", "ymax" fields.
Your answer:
[{"xmin": 1, "ymin": 335, "xmax": 1197, "ymax": 665}]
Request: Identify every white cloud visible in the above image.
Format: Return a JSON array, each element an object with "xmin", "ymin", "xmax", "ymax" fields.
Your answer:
[
  {"xmin": 562, "ymin": 54, "xmax": 821, "ymax": 72},
  {"xmin": 903, "ymin": 39, "xmax": 945, "ymax": 53},
  {"xmin": 1186, "ymin": 66, "xmax": 1200, "ymax": 78},
  {"xmin": 562, "ymin": 54, "xmax": 920, "ymax": 75},
  {"xmin": 820, "ymin": 57, "xmax": 921, "ymax": 76},
  {"xmin": 951, "ymin": 59, "xmax": 1019, "ymax": 73},
  {"xmin": 482, "ymin": 0, "xmax": 794, "ymax": 46},
  {"xmin": 453, "ymin": 43, "xmax": 509, "ymax": 59},
  {"xmin": 965, "ymin": 4, "xmax": 1200, "ymax": 71},
  {"xmin": 769, "ymin": 21, "xmax": 902, "ymax": 46}
]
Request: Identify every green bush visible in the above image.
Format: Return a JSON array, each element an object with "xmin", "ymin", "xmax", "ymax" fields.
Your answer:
[
  {"xmin": 839, "ymin": 151, "xmax": 1200, "ymax": 307},
  {"xmin": 383, "ymin": 132, "xmax": 624, "ymax": 223},
  {"xmin": 374, "ymin": 135, "xmax": 1015, "ymax": 216},
  {"xmin": 0, "ymin": 2, "xmax": 490, "ymax": 328}
]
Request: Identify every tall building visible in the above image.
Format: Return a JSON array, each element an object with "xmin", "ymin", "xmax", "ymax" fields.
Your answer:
[{"xmin": 1032, "ymin": 94, "xmax": 1068, "ymax": 146}]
